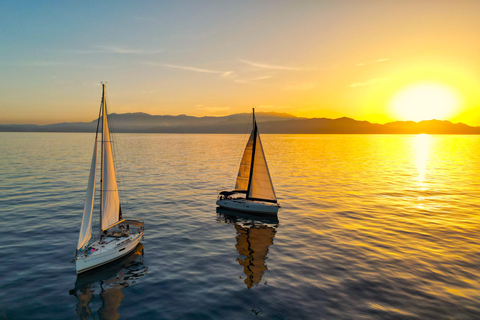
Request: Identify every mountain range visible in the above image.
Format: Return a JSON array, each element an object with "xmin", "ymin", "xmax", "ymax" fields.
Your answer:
[{"xmin": 1, "ymin": 112, "xmax": 480, "ymax": 134}]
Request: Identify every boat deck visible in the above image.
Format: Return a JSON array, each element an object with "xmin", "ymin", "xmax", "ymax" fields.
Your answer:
[{"xmin": 78, "ymin": 220, "xmax": 144, "ymax": 259}]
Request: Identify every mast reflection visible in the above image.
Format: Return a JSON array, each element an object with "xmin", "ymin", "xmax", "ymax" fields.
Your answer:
[
  {"xmin": 217, "ymin": 207, "xmax": 279, "ymax": 288},
  {"xmin": 69, "ymin": 243, "xmax": 148, "ymax": 320}
]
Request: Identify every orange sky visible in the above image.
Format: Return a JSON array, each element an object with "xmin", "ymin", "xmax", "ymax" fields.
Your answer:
[{"xmin": 1, "ymin": 1, "xmax": 479, "ymax": 125}]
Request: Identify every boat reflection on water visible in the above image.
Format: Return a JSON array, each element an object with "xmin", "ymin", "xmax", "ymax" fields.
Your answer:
[
  {"xmin": 69, "ymin": 243, "xmax": 148, "ymax": 320},
  {"xmin": 216, "ymin": 207, "xmax": 279, "ymax": 288}
]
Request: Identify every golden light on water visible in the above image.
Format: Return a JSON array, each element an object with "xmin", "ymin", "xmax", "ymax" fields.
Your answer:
[
  {"xmin": 390, "ymin": 83, "xmax": 461, "ymax": 122},
  {"xmin": 414, "ymin": 134, "xmax": 431, "ymax": 186}
]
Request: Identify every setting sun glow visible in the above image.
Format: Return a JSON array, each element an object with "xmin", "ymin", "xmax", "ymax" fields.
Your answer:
[{"xmin": 390, "ymin": 83, "xmax": 461, "ymax": 122}]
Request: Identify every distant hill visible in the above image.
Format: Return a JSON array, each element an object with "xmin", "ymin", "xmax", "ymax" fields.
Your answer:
[{"xmin": 1, "ymin": 112, "xmax": 479, "ymax": 134}]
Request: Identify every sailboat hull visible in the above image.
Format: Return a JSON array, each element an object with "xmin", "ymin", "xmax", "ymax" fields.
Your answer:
[
  {"xmin": 216, "ymin": 198, "xmax": 279, "ymax": 215},
  {"xmin": 76, "ymin": 232, "xmax": 143, "ymax": 274}
]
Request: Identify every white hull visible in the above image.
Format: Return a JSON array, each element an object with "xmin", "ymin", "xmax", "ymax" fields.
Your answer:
[
  {"xmin": 76, "ymin": 232, "xmax": 143, "ymax": 274},
  {"xmin": 216, "ymin": 198, "xmax": 279, "ymax": 215}
]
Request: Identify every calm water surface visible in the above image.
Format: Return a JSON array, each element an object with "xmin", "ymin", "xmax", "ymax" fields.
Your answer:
[{"xmin": 0, "ymin": 133, "xmax": 479, "ymax": 319}]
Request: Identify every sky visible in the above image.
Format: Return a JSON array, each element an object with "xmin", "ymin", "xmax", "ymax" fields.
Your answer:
[{"xmin": 1, "ymin": 1, "xmax": 479, "ymax": 125}]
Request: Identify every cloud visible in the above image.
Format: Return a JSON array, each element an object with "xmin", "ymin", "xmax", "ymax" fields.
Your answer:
[
  {"xmin": 97, "ymin": 46, "xmax": 142, "ymax": 54},
  {"xmin": 234, "ymin": 75, "xmax": 274, "ymax": 84},
  {"xmin": 99, "ymin": 45, "xmax": 163, "ymax": 55},
  {"xmin": 238, "ymin": 58, "xmax": 312, "ymax": 71},
  {"xmin": 349, "ymin": 77, "xmax": 393, "ymax": 88},
  {"xmin": 220, "ymin": 71, "xmax": 236, "ymax": 78},
  {"xmin": 6, "ymin": 61, "xmax": 66, "ymax": 67},
  {"xmin": 146, "ymin": 62, "xmax": 235, "ymax": 78},
  {"xmin": 66, "ymin": 46, "xmax": 162, "ymax": 55},
  {"xmin": 357, "ymin": 58, "xmax": 390, "ymax": 67},
  {"xmin": 159, "ymin": 63, "xmax": 220, "ymax": 74}
]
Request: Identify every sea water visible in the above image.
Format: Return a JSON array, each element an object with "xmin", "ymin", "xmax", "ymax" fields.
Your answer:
[{"xmin": 0, "ymin": 133, "xmax": 479, "ymax": 319}]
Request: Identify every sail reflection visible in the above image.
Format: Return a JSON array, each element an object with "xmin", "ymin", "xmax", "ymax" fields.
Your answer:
[
  {"xmin": 69, "ymin": 244, "xmax": 148, "ymax": 320},
  {"xmin": 217, "ymin": 207, "xmax": 278, "ymax": 288}
]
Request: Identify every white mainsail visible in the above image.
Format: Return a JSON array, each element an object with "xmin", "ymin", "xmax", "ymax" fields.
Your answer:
[
  {"xmin": 234, "ymin": 131, "xmax": 254, "ymax": 192},
  {"xmin": 247, "ymin": 131, "xmax": 277, "ymax": 202},
  {"xmin": 77, "ymin": 139, "xmax": 98, "ymax": 251},
  {"xmin": 101, "ymin": 100, "xmax": 120, "ymax": 231}
]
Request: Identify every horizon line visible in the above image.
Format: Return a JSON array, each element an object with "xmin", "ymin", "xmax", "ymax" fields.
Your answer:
[{"xmin": 0, "ymin": 111, "xmax": 478, "ymax": 128}]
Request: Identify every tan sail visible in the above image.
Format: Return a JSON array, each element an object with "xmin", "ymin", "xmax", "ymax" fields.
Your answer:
[
  {"xmin": 247, "ymin": 132, "xmax": 277, "ymax": 202},
  {"xmin": 234, "ymin": 131, "xmax": 254, "ymax": 192}
]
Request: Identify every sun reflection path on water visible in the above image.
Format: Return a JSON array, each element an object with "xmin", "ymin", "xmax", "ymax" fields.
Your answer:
[
  {"xmin": 413, "ymin": 133, "xmax": 431, "ymax": 212},
  {"xmin": 414, "ymin": 134, "xmax": 431, "ymax": 186}
]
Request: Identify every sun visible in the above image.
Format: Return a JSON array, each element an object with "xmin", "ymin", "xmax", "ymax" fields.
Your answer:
[{"xmin": 389, "ymin": 83, "xmax": 460, "ymax": 122}]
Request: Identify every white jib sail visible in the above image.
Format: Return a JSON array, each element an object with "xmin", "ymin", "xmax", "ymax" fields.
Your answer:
[
  {"xmin": 77, "ymin": 140, "xmax": 98, "ymax": 251},
  {"xmin": 235, "ymin": 131, "xmax": 254, "ymax": 192},
  {"xmin": 247, "ymin": 132, "xmax": 277, "ymax": 202},
  {"xmin": 101, "ymin": 108, "xmax": 120, "ymax": 231}
]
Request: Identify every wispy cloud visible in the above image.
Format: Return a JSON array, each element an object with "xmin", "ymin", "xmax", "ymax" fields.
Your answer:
[
  {"xmin": 159, "ymin": 63, "xmax": 220, "ymax": 74},
  {"xmin": 238, "ymin": 58, "xmax": 313, "ymax": 71},
  {"xmin": 234, "ymin": 75, "xmax": 274, "ymax": 84},
  {"xmin": 66, "ymin": 45, "xmax": 162, "ymax": 55},
  {"xmin": 101, "ymin": 45, "xmax": 163, "ymax": 55},
  {"xmin": 349, "ymin": 77, "xmax": 393, "ymax": 88},
  {"xmin": 357, "ymin": 58, "xmax": 390, "ymax": 67},
  {"xmin": 4, "ymin": 61, "xmax": 67, "ymax": 67},
  {"xmin": 146, "ymin": 62, "xmax": 235, "ymax": 78}
]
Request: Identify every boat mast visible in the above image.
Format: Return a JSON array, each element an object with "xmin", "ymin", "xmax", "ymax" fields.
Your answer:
[
  {"xmin": 246, "ymin": 108, "xmax": 257, "ymax": 199},
  {"xmin": 99, "ymin": 83, "xmax": 105, "ymax": 242}
]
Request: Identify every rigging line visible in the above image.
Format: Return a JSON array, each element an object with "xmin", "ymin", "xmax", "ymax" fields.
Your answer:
[
  {"xmin": 86, "ymin": 85, "xmax": 104, "ymax": 242},
  {"xmin": 238, "ymin": 111, "xmax": 253, "ymax": 156},
  {"xmin": 110, "ymin": 132, "xmax": 128, "ymax": 214}
]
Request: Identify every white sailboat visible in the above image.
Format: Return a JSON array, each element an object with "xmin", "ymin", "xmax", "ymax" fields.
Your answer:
[
  {"xmin": 216, "ymin": 109, "xmax": 280, "ymax": 215},
  {"xmin": 74, "ymin": 84, "xmax": 144, "ymax": 274}
]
